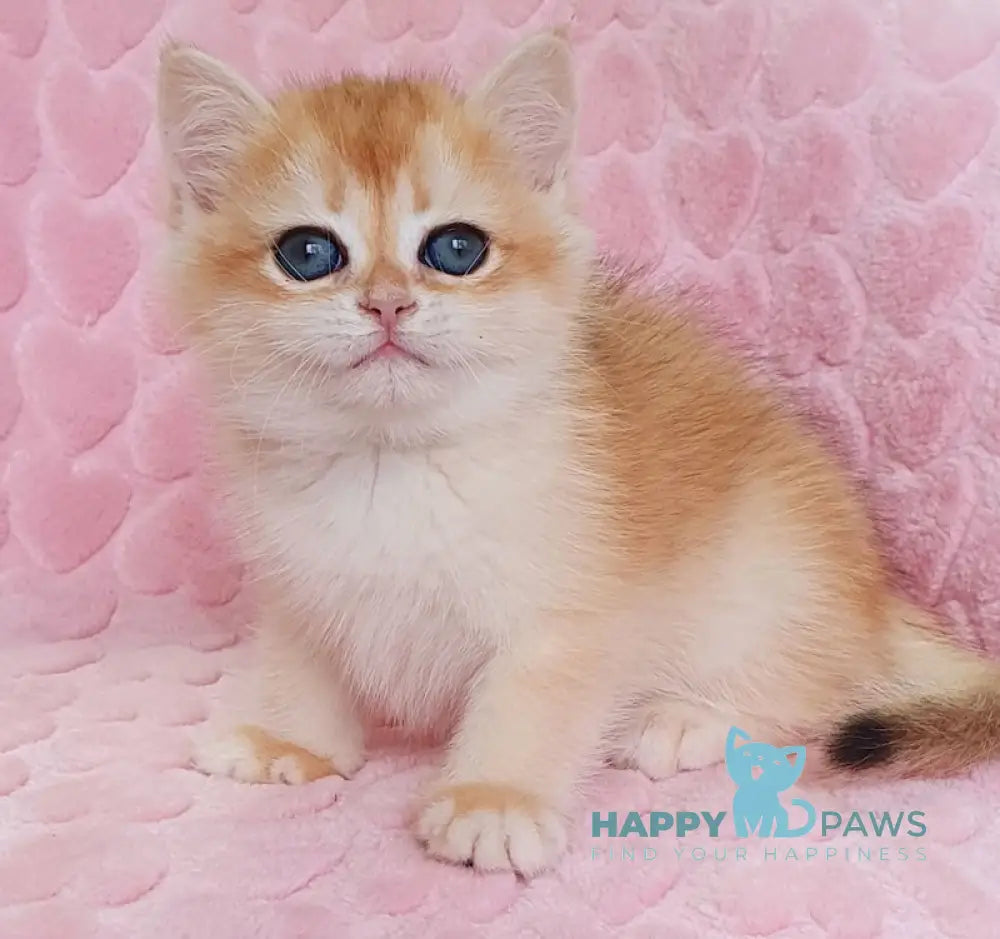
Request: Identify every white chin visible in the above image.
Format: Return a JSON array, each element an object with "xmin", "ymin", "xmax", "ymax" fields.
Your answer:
[{"xmin": 344, "ymin": 357, "xmax": 446, "ymax": 410}]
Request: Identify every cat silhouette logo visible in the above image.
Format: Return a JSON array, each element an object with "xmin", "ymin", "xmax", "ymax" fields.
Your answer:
[{"xmin": 725, "ymin": 727, "xmax": 817, "ymax": 838}]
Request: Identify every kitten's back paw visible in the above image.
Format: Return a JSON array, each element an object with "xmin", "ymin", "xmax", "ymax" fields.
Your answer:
[
  {"xmin": 610, "ymin": 713, "xmax": 683, "ymax": 779},
  {"xmin": 415, "ymin": 783, "xmax": 566, "ymax": 875},
  {"xmin": 612, "ymin": 708, "xmax": 731, "ymax": 779},
  {"xmin": 675, "ymin": 719, "xmax": 729, "ymax": 771},
  {"xmin": 192, "ymin": 725, "xmax": 350, "ymax": 784}
]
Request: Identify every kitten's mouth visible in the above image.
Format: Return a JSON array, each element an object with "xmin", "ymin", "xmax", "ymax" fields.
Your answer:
[
  {"xmin": 350, "ymin": 340, "xmax": 429, "ymax": 370},
  {"xmin": 751, "ymin": 766, "xmax": 763, "ymax": 780}
]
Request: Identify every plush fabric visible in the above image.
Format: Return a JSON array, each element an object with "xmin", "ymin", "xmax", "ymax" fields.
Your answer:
[{"xmin": 2, "ymin": 0, "xmax": 1000, "ymax": 935}]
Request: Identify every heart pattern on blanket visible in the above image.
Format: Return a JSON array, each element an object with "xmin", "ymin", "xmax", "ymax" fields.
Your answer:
[
  {"xmin": 857, "ymin": 330, "xmax": 976, "ymax": 469},
  {"xmin": 583, "ymin": 156, "xmax": 667, "ymax": 270},
  {"xmin": 765, "ymin": 242, "xmax": 866, "ymax": 377},
  {"xmin": 16, "ymin": 318, "xmax": 137, "ymax": 454},
  {"xmin": 44, "ymin": 62, "xmax": 150, "ymax": 197},
  {"xmin": 653, "ymin": 0, "xmax": 766, "ymax": 129},
  {"xmin": 762, "ymin": 0, "xmax": 875, "ymax": 119},
  {"xmin": 34, "ymin": 197, "xmax": 140, "ymax": 327},
  {"xmin": 869, "ymin": 460, "xmax": 974, "ymax": 607},
  {"xmin": 62, "ymin": 0, "xmax": 166, "ymax": 69},
  {"xmin": 872, "ymin": 88, "xmax": 996, "ymax": 201},
  {"xmin": 667, "ymin": 128, "xmax": 762, "ymax": 259},
  {"xmin": 854, "ymin": 204, "xmax": 982, "ymax": 339},
  {"xmin": 0, "ymin": 0, "xmax": 48, "ymax": 58},
  {"xmin": 900, "ymin": 0, "xmax": 1000, "ymax": 81},
  {"xmin": 760, "ymin": 116, "xmax": 868, "ymax": 252},
  {"xmin": 114, "ymin": 481, "xmax": 242, "ymax": 607},
  {"xmin": 128, "ymin": 365, "xmax": 204, "ymax": 481},
  {"xmin": 578, "ymin": 36, "xmax": 663, "ymax": 156},
  {"xmin": 7, "ymin": 452, "xmax": 131, "ymax": 573}
]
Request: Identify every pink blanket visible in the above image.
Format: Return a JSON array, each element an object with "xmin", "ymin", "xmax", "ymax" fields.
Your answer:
[{"xmin": 2, "ymin": 0, "xmax": 1000, "ymax": 935}]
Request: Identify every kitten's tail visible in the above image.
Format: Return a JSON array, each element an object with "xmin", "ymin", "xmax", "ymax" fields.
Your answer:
[{"xmin": 826, "ymin": 600, "xmax": 1000, "ymax": 776}]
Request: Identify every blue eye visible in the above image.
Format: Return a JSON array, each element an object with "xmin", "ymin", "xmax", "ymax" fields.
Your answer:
[
  {"xmin": 273, "ymin": 227, "xmax": 346, "ymax": 281},
  {"xmin": 420, "ymin": 223, "xmax": 489, "ymax": 276}
]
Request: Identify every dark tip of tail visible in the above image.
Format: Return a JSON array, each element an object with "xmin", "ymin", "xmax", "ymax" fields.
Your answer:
[{"xmin": 826, "ymin": 713, "xmax": 897, "ymax": 770}]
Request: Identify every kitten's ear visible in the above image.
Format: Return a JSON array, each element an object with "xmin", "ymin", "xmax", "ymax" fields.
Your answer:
[
  {"xmin": 157, "ymin": 43, "xmax": 270, "ymax": 213},
  {"xmin": 471, "ymin": 31, "xmax": 576, "ymax": 192}
]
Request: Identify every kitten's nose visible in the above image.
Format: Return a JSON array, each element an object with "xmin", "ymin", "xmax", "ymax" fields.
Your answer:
[{"xmin": 359, "ymin": 289, "xmax": 417, "ymax": 331}]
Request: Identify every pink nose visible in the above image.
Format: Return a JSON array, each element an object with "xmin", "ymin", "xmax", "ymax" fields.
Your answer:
[{"xmin": 359, "ymin": 295, "xmax": 417, "ymax": 330}]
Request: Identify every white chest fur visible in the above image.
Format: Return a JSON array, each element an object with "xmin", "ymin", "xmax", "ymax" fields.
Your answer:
[{"xmin": 235, "ymin": 426, "xmax": 572, "ymax": 726}]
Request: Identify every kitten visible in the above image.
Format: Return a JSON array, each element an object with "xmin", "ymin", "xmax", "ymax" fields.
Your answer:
[{"xmin": 157, "ymin": 32, "xmax": 1000, "ymax": 875}]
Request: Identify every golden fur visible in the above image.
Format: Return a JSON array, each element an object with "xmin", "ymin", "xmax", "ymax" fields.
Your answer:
[{"xmin": 157, "ymin": 34, "xmax": 1000, "ymax": 874}]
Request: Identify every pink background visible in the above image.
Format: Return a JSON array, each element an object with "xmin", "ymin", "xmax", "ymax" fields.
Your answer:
[{"xmin": 2, "ymin": 0, "xmax": 1000, "ymax": 936}]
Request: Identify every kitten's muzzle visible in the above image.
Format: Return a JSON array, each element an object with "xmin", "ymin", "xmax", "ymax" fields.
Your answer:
[{"xmin": 353, "ymin": 290, "xmax": 426, "ymax": 368}]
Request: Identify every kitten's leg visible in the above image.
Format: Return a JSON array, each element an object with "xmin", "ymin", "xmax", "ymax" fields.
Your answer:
[
  {"xmin": 415, "ymin": 630, "xmax": 613, "ymax": 875},
  {"xmin": 193, "ymin": 617, "xmax": 364, "ymax": 784},
  {"xmin": 612, "ymin": 701, "xmax": 739, "ymax": 779}
]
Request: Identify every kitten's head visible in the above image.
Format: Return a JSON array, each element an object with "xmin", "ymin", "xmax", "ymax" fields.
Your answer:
[
  {"xmin": 726, "ymin": 727, "xmax": 806, "ymax": 790},
  {"xmin": 158, "ymin": 33, "xmax": 590, "ymax": 447}
]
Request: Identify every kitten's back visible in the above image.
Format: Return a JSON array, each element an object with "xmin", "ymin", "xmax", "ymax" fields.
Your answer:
[{"xmin": 575, "ymin": 272, "xmax": 884, "ymax": 598}]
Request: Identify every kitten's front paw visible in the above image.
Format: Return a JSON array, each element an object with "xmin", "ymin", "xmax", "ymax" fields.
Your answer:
[
  {"xmin": 192, "ymin": 725, "xmax": 355, "ymax": 784},
  {"xmin": 415, "ymin": 783, "xmax": 566, "ymax": 875}
]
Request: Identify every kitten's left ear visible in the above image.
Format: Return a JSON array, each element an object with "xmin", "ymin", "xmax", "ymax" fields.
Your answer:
[{"xmin": 471, "ymin": 31, "xmax": 576, "ymax": 192}]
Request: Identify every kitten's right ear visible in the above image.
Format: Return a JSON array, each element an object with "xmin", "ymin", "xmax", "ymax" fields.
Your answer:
[{"xmin": 157, "ymin": 43, "xmax": 270, "ymax": 213}]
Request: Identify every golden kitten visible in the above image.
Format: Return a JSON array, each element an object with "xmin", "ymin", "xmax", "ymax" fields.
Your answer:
[{"xmin": 158, "ymin": 33, "xmax": 1000, "ymax": 874}]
